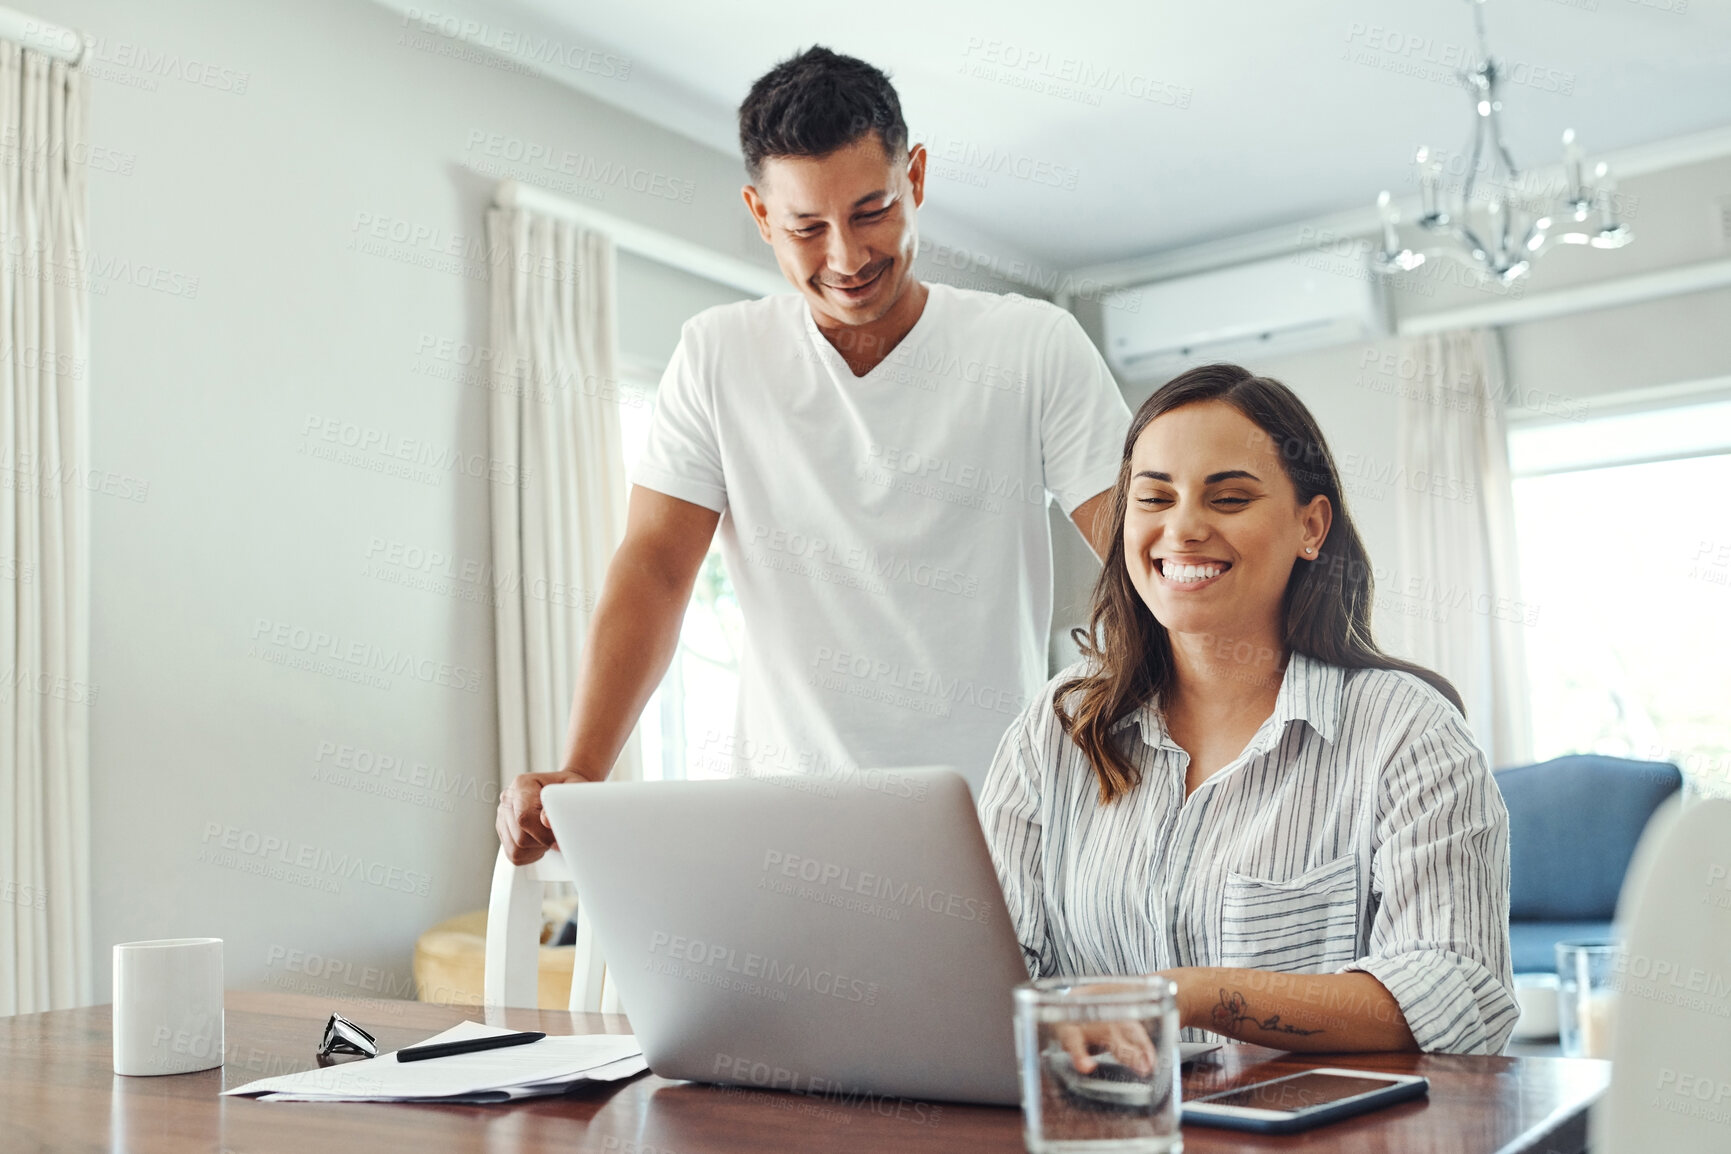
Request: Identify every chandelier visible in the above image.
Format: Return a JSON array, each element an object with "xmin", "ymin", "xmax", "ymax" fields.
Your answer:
[{"xmin": 1372, "ymin": 0, "xmax": 1631, "ymax": 284}]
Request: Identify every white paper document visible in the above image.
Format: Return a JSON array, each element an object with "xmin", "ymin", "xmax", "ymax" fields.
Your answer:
[{"xmin": 223, "ymin": 1020, "xmax": 647, "ymax": 1103}]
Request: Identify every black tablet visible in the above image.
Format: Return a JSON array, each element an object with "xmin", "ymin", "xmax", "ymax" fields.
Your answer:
[{"xmin": 1182, "ymin": 1067, "xmax": 1430, "ymax": 1133}]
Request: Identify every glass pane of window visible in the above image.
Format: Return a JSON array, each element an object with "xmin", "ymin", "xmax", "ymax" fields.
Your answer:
[
  {"xmin": 1511, "ymin": 448, "xmax": 1731, "ymax": 798},
  {"xmin": 618, "ymin": 395, "xmax": 740, "ymax": 780}
]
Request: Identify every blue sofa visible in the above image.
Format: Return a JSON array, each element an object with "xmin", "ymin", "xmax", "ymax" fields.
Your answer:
[{"xmin": 1493, "ymin": 754, "xmax": 1682, "ymax": 973}]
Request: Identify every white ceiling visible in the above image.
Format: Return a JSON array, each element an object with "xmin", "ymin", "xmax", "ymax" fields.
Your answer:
[{"xmin": 476, "ymin": 0, "xmax": 1731, "ymax": 269}]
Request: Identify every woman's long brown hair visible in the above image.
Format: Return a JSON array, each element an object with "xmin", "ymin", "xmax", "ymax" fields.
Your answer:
[{"xmin": 1058, "ymin": 363, "xmax": 1465, "ymax": 804}]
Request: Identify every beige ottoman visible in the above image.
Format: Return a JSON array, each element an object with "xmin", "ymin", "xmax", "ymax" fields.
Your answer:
[{"xmin": 413, "ymin": 896, "xmax": 577, "ymax": 1009}]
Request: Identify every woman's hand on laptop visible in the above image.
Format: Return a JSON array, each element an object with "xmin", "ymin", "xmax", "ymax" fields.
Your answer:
[
  {"xmin": 1052, "ymin": 1019, "xmax": 1156, "ymax": 1077},
  {"xmin": 496, "ymin": 770, "xmax": 591, "ymax": 865}
]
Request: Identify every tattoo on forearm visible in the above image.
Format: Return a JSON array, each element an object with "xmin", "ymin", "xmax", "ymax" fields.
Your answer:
[{"xmin": 1211, "ymin": 988, "xmax": 1324, "ymax": 1037}]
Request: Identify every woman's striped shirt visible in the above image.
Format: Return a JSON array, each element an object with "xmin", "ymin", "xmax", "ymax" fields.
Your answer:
[{"xmin": 977, "ymin": 652, "xmax": 1518, "ymax": 1055}]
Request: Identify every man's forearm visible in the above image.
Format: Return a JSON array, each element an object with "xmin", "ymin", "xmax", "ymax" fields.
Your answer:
[
  {"xmin": 1170, "ymin": 968, "xmax": 1418, "ymax": 1053},
  {"xmin": 558, "ymin": 544, "xmax": 699, "ymax": 781}
]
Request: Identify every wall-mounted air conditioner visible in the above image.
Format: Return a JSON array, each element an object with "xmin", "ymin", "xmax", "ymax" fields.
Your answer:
[{"xmin": 1099, "ymin": 252, "xmax": 1390, "ymax": 381}]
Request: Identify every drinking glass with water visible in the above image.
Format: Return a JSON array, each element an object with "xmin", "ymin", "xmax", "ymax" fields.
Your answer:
[
  {"xmin": 1013, "ymin": 975, "xmax": 1183, "ymax": 1154},
  {"xmin": 1555, "ymin": 939, "xmax": 1620, "ymax": 1058}
]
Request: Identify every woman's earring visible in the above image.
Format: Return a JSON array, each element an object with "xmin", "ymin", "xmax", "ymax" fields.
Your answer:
[{"xmin": 1305, "ymin": 547, "xmax": 1314, "ymax": 554}]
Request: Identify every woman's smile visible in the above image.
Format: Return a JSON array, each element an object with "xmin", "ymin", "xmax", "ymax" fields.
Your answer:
[{"xmin": 1154, "ymin": 557, "xmax": 1232, "ymax": 589}]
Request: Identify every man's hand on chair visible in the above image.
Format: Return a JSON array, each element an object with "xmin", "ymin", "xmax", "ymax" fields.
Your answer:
[{"xmin": 496, "ymin": 770, "xmax": 594, "ymax": 865}]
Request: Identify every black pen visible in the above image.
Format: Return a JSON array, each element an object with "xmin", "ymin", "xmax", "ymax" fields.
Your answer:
[{"xmin": 396, "ymin": 1030, "xmax": 547, "ymax": 1063}]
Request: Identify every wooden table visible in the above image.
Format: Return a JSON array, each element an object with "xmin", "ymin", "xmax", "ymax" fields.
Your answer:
[{"xmin": 1, "ymin": 991, "xmax": 1608, "ymax": 1153}]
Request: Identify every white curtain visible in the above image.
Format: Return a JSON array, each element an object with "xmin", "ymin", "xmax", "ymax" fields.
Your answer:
[
  {"xmin": 1391, "ymin": 329, "xmax": 1533, "ymax": 768},
  {"xmin": 487, "ymin": 206, "xmax": 640, "ymax": 792},
  {"xmin": 0, "ymin": 42, "xmax": 91, "ymax": 1014}
]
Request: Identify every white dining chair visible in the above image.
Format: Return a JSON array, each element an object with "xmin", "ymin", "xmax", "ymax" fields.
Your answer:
[{"xmin": 482, "ymin": 845, "xmax": 617, "ymax": 1012}]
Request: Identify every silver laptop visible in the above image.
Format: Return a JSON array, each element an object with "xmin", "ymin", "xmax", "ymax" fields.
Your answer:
[{"xmin": 542, "ymin": 766, "xmax": 1029, "ymax": 1105}]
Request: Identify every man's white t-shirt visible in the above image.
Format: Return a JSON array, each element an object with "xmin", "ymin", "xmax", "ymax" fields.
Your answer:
[{"xmin": 631, "ymin": 282, "xmax": 1131, "ymax": 791}]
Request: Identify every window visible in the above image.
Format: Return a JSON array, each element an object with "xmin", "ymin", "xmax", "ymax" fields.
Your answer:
[
  {"xmin": 618, "ymin": 395, "xmax": 742, "ymax": 780},
  {"xmin": 1508, "ymin": 397, "xmax": 1731, "ymax": 799}
]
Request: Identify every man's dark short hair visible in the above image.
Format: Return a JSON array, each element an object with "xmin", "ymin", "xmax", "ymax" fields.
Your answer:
[{"xmin": 738, "ymin": 46, "xmax": 908, "ymax": 183}]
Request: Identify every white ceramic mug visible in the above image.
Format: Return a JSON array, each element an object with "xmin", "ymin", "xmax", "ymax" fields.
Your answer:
[{"xmin": 112, "ymin": 938, "xmax": 225, "ymax": 1076}]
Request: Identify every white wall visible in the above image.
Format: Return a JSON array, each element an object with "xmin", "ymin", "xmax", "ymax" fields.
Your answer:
[
  {"xmin": 1501, "ymin": 285, "xmax": 1731, "ymax": 410},
  {"xmin": 43, "ymin": 0, "xmax": 1028, "ymax": 1004},
  {"xmin": 616, "ymin": 253, "xmax": 753, "ymax": 374}
]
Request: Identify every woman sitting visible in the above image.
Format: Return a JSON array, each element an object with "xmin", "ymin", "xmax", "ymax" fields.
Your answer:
[{"xmin": 980, "ymin": 363, "xmax": 1516, "ymax": 1061}]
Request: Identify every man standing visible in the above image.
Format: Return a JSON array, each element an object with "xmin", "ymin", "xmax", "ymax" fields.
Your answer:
[{"xmin": 498, "ymin": 47, "xmax": 1129, "ymax": 864}]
